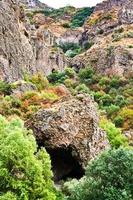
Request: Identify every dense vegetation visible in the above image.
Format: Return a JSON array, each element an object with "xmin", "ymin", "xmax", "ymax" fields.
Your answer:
[
  {"xmin": 70, "ymin": 7, "xmax": 94, "ymax": 28},
  {"xmin": 58, "ymin": 41, "xmax": 94, "ymax": 58},
  {"xmin": 31, "ymin": 6, "xmax": 94, "ymax": 28},
  {"xmin": 64, "ymin": 148, "xmax": 133, "ymax": 200},
  {"xmin": 0, "ymin": 67, "xmax": 132, "ymax": 199},
  {"xmin": 42, "ymin": 6, "xmax": 76, "ymax": 19},
  {"xmin": 0, "ymin": 115, "xmax": 62, "ymax": 200}
]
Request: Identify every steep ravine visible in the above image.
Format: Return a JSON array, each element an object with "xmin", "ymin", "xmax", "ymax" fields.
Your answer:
[{"xmin": 0, "ymin": 0, "xmax": 132, "ymax": 183}]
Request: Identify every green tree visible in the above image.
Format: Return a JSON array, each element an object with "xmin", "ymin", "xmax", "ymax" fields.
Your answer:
[
  {"xmin": 48, "ymin": 70, "xmax": 68, "ymax": 84},
  {"xmin": 75, "ymin": 84, "xmax": 90, "ymax": 94},
  {"xmin": 0, "ymin": 81, "xmax": 12, "ymax": 95},
  {"xmin": 0, "ymin": 115, "xmax": 62, "ymax": 200},
  {"xmin": 100, "ymin": 94, "xmax": 113, "ymax": 107},
  {"xmin": 66, "ymin": 148, "xmax": 133, "ymax": 200},
  {"xmin": 100, "ymin": 118, "xmax": 128, "ymax": 148},
  {"xmin": 78, "ymin": 66, "xmax": 94, "ymax": 83},
  {"xmin": 71, "ymin": 7, "xmax": 94, "ymax": 28}
]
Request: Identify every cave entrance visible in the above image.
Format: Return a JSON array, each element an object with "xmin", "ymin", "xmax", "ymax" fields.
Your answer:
[{"xmin": 46, "ymin": 148, "xmax": 85, "ymax": 182}]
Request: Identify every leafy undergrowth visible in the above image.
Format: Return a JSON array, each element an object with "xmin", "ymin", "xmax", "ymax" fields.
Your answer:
[
  {"xmin": 0, "ymin": 69, "xmax": 132, "ymax": 200},
  {"xmin": 63, "ymin": 148, "xmax": 133, "ymax": 200},
  {"xmin": 0, "ymin": 74, "xmax": 68, "ymax": 120},
  {"xmin": 0, "ymin": 115, "xmax": 63, "ymax": 200}
]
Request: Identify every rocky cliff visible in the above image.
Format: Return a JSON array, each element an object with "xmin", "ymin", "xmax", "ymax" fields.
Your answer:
[
  {"xmin": 71, "ymin": 0, "xmax": 133, "ymax": 77},
  {"xmin": 0, "ymin": 0, "xmax": 67, "ymax": 82},
  {"xmin": 0, "ymin": 0, "xmax": 35, "ymax": 82}
]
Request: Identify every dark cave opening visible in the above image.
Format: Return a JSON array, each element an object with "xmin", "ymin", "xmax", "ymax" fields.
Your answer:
[{"xmin": 46, "ymin": 148, "xmax": 85, "ymax": 182}]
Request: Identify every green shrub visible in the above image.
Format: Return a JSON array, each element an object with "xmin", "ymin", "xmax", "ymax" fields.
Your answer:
[
  {"xmin": 97, "ymin": 29, "xmax": 104, "ymax": 34},
  {"xmin": 115, "ymin": 95, "xmax": 128, "ymax": 107},
  {"xmin": 114, "ymin": 27, "xmax": 124, "ymax": 34},
  {"xmin": 22, "ymin": 91, "xmax": 38, "ymax": 100},
  {"xmin": 65, "ymin": 68, "xmax": 76, "ymax": 78},
  {"xmin": 78, "ymin": 66, "xmax": 94, "ymax": 83},
  {"xmin": 75, "ymin": 84, "xmax": 90, "ymax": 94},
  {"xmin": 94, "ymin": 91, "xmax": 104, "ymax": 103},
  {"xmin": 119, "ymin": 107, "xmax": 133, "ymax": 130},
  {"xmin": 48, "ymin": 71, "xmax": 68, "ymax": 84},
  {"xmin": 41, "ymin": 91, "xmax": 59, "ymax": 101},
  {"xmin": 0, "ymin": 115, "xmax": 62, "ymax": 200},
  {"xmin": 11, "ymin": 97, "xmax": 22, "ymax": 108},
  {"xmin": 126, "ymin": 31, "xmax": 133, "ymax": 38},
  {"xmin": 99, "ymin": 76, "xmax": 110, "ymax": 86},
  {"xmin": 109, "ymin": 88, "xmax": 118, "ymax": 97},
  {"xmin": 0, "ymin": 81, "xmax": 12, "ymax": 95},
  {"xmin": 114, "ymin": 116, "xmax": 124, "ymax": 127},
  {"xmin": 64, "ymin": 79, "xmax": 75, "ymax": 88},
  {"xmin": 30, "ymin": 73, "xmax": 49, "ymax": 91},
  {"xmin": 84, "ymin": 41, "xmax": 94, "ymax": 50},
  {"xmin": 0, "ymin": 192, "xmax": 17, "ymax": 200},
  {"xmin": 100, "ymin": 118, "xmax": 128, "ymax": 148},
  {"xmin": 71, "ymin": 7, "xmax": 94, "ymax": 28},
  {"xmin": 62, "ymin": 23, "xmax": 70, "ymax": 28},
  {"xmin": 66, "ymin": 148, "xmax": 133, "ymax": 200},
  {"xmin": 65, "ymin": 48, "xmax": 81, "ymax": 58},
  {"xmin": 106, "ymin": 104, "xmax": 120, "ymax": 117},
  {"xmin": 100, "ymin": 94, "xmax": 113, "ymax": 107},
  {"xmin": 109, "ymin": 77, "xmax": 121, "ymax": 89},
  {"xmin": 59, "ymin": 43, "xmax": 81, "ymax": 53}
]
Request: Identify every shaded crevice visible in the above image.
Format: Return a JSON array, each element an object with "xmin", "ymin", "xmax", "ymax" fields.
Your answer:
[{"xmin": 46, "ymin": 148, "xmax": 85, "ymax": 182}]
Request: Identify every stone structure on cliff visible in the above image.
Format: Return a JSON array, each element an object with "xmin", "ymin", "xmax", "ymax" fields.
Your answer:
[{"xmin": 26, "ymin": 95, "xmax": 109, "ymax": 181}]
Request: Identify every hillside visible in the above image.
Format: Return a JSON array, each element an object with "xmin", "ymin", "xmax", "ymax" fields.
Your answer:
[
  {"xmin": 0, "ymin": 0, "xmax": 133, "ymax": 199},
  {"xmin": 71, "ymin": 0, "xmax": 133, "ymax": 77}
]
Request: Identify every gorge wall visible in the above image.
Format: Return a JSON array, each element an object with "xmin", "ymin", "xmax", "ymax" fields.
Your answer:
[
  {"xmin": 0, "ymin": 0, "xmax": 67, "ymax": 82},
  {"xmin": 71, "ymin": 0, "xmax": 133, "ymax": 77}
]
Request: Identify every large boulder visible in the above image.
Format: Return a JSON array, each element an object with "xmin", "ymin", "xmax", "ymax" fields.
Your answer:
[{"xmin": 26, "ymin": 94, "xmax": 109, "ymax": 181}]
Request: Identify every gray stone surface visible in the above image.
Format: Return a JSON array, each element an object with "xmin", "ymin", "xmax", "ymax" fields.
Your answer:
[{"xmin": 26, "ymin": 95, "xmax": 109, "ymax": 169}]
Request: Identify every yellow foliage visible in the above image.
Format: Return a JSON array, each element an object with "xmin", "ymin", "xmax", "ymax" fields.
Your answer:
[{"xmin": 119, "ymin": 107, "xmax": 133, "ymax": 130}]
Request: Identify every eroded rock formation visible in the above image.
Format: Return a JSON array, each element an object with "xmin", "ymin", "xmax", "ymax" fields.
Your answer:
[{"xmin": 26, "ymin": 94, "xmax": 109, "ymax": 181}]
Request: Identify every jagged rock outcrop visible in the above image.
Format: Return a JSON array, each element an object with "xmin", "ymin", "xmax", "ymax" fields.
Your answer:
[
  {"xmin": 0, "ymin": 0, "xmax": 67, "ymax": 82},
  {"xmin": 26, "ymin": 94, "xmax": 109, "ymax": 181}
]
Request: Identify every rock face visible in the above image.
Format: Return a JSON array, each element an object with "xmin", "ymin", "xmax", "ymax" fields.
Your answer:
[
  {"xmin": 19, "ymin": 0, "xmax": 49, "ymax": 9},
  {"xmin": 71, "ymin": 45, "xmax": 133, "ymax": 77},
  {"xmin": 56, "ymin": 29, "xmax": 83, "ymax": 45},
  {"xmin": 0, "ymin": 0, "xmax": 67, "ymax": 82},
  {"xmin": 0, "ymin": 0, "xmax": 36, "ymax": 82},
  {"xmin": 95, "ymin": 0, "xmax": 131, "ymax": 12},
  {"xmin": 26, "ymin": 95, "xmax": 109, "ymax": 181},
  {"xmin": 71, "ymin": 0, "xmax": 133, "ymax": 77}
]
